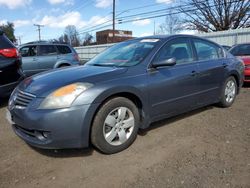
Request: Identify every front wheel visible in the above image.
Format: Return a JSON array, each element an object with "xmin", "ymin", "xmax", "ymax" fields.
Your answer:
[
  {"xmin": 218, "ymin": 76, "xmax": 237, "ymax": 108},
  {"xmin": 91, "ymin": 97, "xmax": 140, "ymax": 154}
]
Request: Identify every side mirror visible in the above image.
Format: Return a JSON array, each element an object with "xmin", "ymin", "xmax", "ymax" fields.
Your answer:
[{"xmin": 152, "ymin": 57, "xmax": 176, "ymax": 68}]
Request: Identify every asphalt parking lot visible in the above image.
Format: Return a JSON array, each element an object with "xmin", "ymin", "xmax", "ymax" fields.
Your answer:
[{"xmin": 0, "ymin": 86, "xmax": 250, "ymax": 188}]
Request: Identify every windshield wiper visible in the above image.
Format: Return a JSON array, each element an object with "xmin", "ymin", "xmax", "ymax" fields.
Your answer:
[{"xmin": 91, "ymin": 63, "xmax": 116, "ymax": 67}]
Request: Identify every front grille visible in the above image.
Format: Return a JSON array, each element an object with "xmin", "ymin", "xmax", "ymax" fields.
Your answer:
[
  {"xmin": 245, "ymin": 76, "xmax": 250, "ymax": 80},
  {"xmin": 14, "ymin": 90, "xmax": 36, "ymax": 108}
]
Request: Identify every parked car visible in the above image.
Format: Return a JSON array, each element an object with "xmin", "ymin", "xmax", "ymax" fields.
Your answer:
[
  {"xmin": 19, "ymin": 42, "xmax": 80, "ymax": 76},
  {"xmin": 0, "ymin": 30, "xmax": 24, "ymax": 98},
  {"xmin": 222, "ymin": 45, "xmax": 231, "ymax": 51},
  {"xmin": 229, "ymin": 43, "xmax": 250, "ymax": 83},
  {"xmin": 7, "ymin": 35, "xmax": 244, "ymax": 154}
]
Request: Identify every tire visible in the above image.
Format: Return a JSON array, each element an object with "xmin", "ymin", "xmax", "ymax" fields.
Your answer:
[
  {"xmin": 91, "ymin": 97, "xmax": 140, "ymax": 154},
  {"xmin": 218, "ymin": 76, "xmax": 237, "ymax": 108}
]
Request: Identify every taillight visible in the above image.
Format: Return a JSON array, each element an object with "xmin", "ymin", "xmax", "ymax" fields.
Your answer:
[
  {"xmin": 0, "ymin": 48, "xmax": 19, "ymax": 58},
  {"xmin": 74, "ymin": 53, "xmax": 80, "ymax": 62},
  {"xmin": 245, "ymin": 64, "xmax": 250, "ymax": 70}
]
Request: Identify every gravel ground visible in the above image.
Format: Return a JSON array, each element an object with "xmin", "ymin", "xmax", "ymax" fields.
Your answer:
[{"xmin": 0, "ymin": 86, "xmax": 250, "ymax": 188}]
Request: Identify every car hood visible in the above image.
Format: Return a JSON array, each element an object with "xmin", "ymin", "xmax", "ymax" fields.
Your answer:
[{"xmin": 18, "ymin": 65, "xmax": 127, "ymax": 97}]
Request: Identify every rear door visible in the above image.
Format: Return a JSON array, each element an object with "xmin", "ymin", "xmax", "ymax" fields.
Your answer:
[
  {"xmin": 37, "ymin": 45, "xmax": 58, "ymax": 72},
  {"xmin": 147, "ymin": 37, "xmax": 200, "ymax": 120},
  {"xmin": 191, "ymin": 38, "xmax": 226, "ymax": 105},
  {"xmin": 19, "ymin": 45, "xmax": 39, "ymax": 76}
]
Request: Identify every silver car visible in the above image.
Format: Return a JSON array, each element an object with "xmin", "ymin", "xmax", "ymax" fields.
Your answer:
[{"xmin": 19, "ymin": 42, "xmax": 80, "ymax": 76}]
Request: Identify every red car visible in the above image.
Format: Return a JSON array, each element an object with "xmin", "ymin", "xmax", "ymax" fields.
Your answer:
[{"xmin": 229, "ymin": 43, "xmax": 250, "ymax": 82}]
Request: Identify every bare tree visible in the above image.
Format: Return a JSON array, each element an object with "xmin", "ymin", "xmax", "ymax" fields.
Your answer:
[
  {"xmin": 64, "ymin": 25, "xmax": 81, "ymax": 47},
  {"xmin": 82, "ymin": 33, "xmax": 93, "ymax": 46},
  {"xmin": 157, "ymin": 9, "xmax": 183, "ymax": 34},
  {"xmin": 181, "ymin": 0, "xmax": 250, "ymax": 32}
]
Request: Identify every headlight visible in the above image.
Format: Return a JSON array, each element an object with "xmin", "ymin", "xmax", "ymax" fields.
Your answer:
[{"xmin": 39, "ymin": 82, "xmax": 93, "ymax": 109}]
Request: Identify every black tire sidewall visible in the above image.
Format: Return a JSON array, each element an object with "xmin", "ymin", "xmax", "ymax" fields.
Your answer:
[{"xmin": 91, "ymin": 97, "xmax": 140, "ymax": 154}]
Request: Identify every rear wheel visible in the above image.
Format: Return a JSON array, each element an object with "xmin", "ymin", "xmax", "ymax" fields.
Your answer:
[
  {"xmin": 91, "ymin": 97, "xmax": 140, "ymax": 154},
  {"xmin": 218, "ymin": 76, "xmax": 237, "ymax": 107}
]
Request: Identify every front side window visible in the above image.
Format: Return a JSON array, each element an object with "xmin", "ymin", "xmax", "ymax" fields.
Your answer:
[
  {"xmin": 20, "ymin": 46, "xmax": 37, "ymax": 57},
  {"xmin": 229, "ymin": 44, "xmax": 250, "ymax": 56},
  {"xmin": 154, "ymin": 38, "xmax": 194, "ymax": 64},
  {"xmin": 39, "ymin": 45, "xmax": 57, "ymax": 56},
  {"xmin": 86, "ymin": 39, "xmax": 159, "ymax": 67},
  {"xmin": 193, "ymin": 39, "xmax": 223, "ymax": 61}
]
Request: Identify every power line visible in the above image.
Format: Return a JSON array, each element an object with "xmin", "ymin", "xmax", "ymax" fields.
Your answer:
[{"xmin": 76, "ymin": 0, "xmax": 242, "ymax": 35}]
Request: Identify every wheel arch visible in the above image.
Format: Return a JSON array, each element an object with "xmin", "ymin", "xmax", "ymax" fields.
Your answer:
[
  {"xmin": 227, "ymin": 71, "xmax": 241, "ymax": 94},
  {"xmin": 54, "ymin": 61, "xmax": 71, "ymax": 68},
  {"xmin": 82, "ymin": 89, "xmax": 150, "ymax": 148}
]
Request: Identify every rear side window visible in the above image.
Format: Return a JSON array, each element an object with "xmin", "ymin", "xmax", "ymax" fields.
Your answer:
[
  {"xmin": 230, "ymin": 44, "xmax": 250, "ymax": 56},
  {"xmin": 193, "ymin": 39, "xmax": 223, "ymax": 61},
  {"xmin": 20, "ymin": 46, "xmax": 37, "ymax": 57},
  {"xmin": 39, "ymin": 45, "xmax": 57, "ymax": 56},
  {"xmin": 0, "ymin": 34, "xmax": 15, "ymax": 49},
  {"xmin": 56, "ymin": 45, "xmax": 72, "ymax": 54}
]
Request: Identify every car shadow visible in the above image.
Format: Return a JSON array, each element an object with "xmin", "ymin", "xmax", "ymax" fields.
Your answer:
[
  {"xmin": 0, "ymin": 97, "xmax": 9, "ymax": 109},
  {"xmin": 29, "ymin": 145, "xmax": 95, "ymax": 158},
  {"xmin": 138, "ymin": 105, "xmax": 213, "ymax": 136},
  {"xmin": 243, "ymin": 82, "xmax": 250, "ymax": 88},
  {"xmin": 30, "ymin": 105, "xmax": 214, "ymax": 158}
]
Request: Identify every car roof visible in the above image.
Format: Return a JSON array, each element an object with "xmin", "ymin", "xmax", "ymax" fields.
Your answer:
[
  {"xmin": 21, "ymin": 41, "xmax": 69, "ymax": 46},
  {"xmin": 131, "ymin": 34, "xmax": 221, "ymax": 47}
]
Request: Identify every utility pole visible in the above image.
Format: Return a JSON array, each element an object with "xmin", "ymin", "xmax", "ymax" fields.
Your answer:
[
  {"xmin": 112, "ymin": 0, "xmax": 115, "ymax": 43},
  {"xmin": 34, "ymin": 24, "xmax": 44, "ymax": 41},
  {"xmin": 154, "ymin": 20, "xmax": 156, "ymax": 35},
  {"xmin": 18, "ymin": 36, "xmax": 22, "ymax": 45}
]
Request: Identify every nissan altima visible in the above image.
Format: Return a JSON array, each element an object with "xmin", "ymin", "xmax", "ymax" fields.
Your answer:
[{"xmin": 7, "ymin": 35, "xmax": 244, "ymax": 154}]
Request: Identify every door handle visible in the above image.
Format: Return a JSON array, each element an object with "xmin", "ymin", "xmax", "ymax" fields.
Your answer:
[
  {"xmin": 223, "ymin": 63, "xmax": 228, "ymax": 68},
  {"xmin": 190, "ymin": 70, "xmax": 198, "ymax": 76}
]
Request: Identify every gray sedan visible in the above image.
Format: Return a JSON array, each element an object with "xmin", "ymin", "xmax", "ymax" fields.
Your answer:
[{"xmin": 7, "ymin": 35, "xmax": 244, "ymax": 154}]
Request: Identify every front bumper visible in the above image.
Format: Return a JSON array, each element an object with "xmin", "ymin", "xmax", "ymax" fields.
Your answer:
[{"xmin": 8, "ymin": 103, "xmax": 98, "ymax": 149}]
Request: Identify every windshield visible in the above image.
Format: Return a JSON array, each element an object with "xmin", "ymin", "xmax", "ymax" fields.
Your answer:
[
  {"xmin": 229, "ymin": 44, "xmax": 250, "ymax": 56},
  {"xmin": 86, "ymin": 39, "xmax": 159, "ymax": 67}
]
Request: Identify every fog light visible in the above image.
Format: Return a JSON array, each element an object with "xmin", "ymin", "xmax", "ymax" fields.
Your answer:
[{"xmin": 42, "ymin": 132, "xmax": 49, "ymax": 138}]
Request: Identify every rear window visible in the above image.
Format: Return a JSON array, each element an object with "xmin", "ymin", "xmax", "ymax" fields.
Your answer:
[
  {"xmin": 56, "ymin": 45, "xmax": 72, "ymax": 54},
  {"xmin": 230, "ymin": 44, "xmax": 250, "ymax": 56},
  {"xmin": 0, "ymin": 34, "xmax": 15, "ymax": 49}
]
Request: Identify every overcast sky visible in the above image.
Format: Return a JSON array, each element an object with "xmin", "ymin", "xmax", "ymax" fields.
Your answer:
[{"xmin": 0, "ymin": 0, "xmax": 194, "ymax": 44}]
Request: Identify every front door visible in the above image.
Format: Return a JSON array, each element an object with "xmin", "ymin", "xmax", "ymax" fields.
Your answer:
[{"xmin": 147, "ymin": 37, "xmax": 200, "ymax": 120}]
